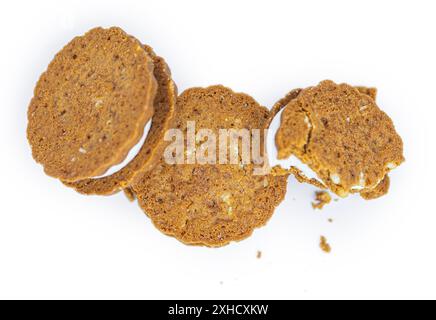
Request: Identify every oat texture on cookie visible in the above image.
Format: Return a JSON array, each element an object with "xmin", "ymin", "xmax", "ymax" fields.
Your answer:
[
  {"xmin": 27, "ymin": 27, "xmax": 157, "ymax": 182},
  {"xmin": 275, "ymin": 80, "xmax": 404, "ymax": 198},
  {"xmin": 131, "ymin": 86, "xmax": 289, "ymax": 247},
  {"xmin": 63, "ymin": 44, "xmax": 177, "ymax": 195}
]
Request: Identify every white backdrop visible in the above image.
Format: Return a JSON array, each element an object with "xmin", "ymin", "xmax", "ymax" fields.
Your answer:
[{"xmin": 0, "ymin": 0, "xmax": 435, "ymax": 300}]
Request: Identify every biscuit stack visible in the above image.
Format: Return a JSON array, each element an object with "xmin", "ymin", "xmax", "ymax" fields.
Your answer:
[{"xmin": 27, "ymin": 27, "xmax": 404, "ymax": 247}]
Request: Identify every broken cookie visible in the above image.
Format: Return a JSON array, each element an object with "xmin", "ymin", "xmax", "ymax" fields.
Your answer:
[{"xmin": 275, "ymin": 80, "xmax": 404, "ymax": 198}]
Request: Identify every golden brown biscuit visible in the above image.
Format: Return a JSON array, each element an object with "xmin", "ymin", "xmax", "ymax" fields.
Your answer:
[
  {"xmin": 273, "ymin": 85, "xmax": 390, "ymax": 198},
  {"xmin": 131, "ymin": 86, "xmax": 289, "ymax": 247},
  {"xmin": 27, "ymin": 27, "xmax": 157, "ymax": 182},
  {"xmin": 63, "ymin": 45, "xmax": 177, "ymax": 195},
  {"xmin": 274, "ymin": 85, "xmax": 389, "ymax": 198},
  {"xmin": 275, "ymin": 80, "xmax": 404, "ymax": 198}
]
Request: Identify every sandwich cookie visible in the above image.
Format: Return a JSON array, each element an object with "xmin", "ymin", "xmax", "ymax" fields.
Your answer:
[
  {"xmin": 275, "ymin": 80, "xmax": 404, "ymax": 198},
  {"xmin": 27, "ymin": 27, "xmax": 157, "ymax": 182},
  {"xmin": 64, "ymin": 44, "xmax": 177, "ymax": 195}
]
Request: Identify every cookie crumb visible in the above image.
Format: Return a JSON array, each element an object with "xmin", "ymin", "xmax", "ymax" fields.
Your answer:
[
  {"xmin": 320, "ymin": 236, "xmax": 331, "ymax": 253},
  {"xmin": 131, "ymin": 86, "xmax": 288, "ymax": 247},
  {"xmin": 312, "ymin": 191, "xmax": 332, "ymax": 210},
  {"xmin": 256, "ymin": 251, "xmax": 262, "ymax": 259},
  {"xmin": 328, "ymin": 218, "xmax": 333, "ymax": 223}
]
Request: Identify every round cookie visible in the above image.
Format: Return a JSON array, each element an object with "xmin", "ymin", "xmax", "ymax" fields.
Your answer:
[
  {"xmin": 63, "ymin": 45, "xmax": 177, "ymax": 195},
  {"xmin": 131, "ymin": 86, "xmax": 289, "ymax": 247},
  {"xmin": 275, "ymin": 80, "xmax": 404, "ymax": 197},
  {"xmin": 27, "ymin": 27, "xmax": 157, "ymax": 182}
]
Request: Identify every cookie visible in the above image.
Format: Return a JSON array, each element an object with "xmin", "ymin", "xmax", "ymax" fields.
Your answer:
[
  {"xmin": 275, "ymin": 80, "xmax": 404, "ymax": 198},
  {"xmin": 272, "ymin": 86, "xmax": 385, "ymax": 194},
  {"xmin": 131, "ymin": 86, "xmax": 289, "ymax": 247},
  {"xmin": 63, "ymin": 45, "xmax": 177, "ymax": 195},
  {"xmin": 273, "ymin": 85, "xmax": 389, "ymax": 197},
  {"xmin": 27, "ymin": 27, "xmax": 157, "ymax": 182}
]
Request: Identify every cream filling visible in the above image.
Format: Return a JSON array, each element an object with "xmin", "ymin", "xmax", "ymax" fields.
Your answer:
[
  {"xmin": 92, "ymin": 120, "xmax": 152, "ymax": 179},
  {"xmin": 267, "ymin": 107, "xmax": 320, "ymax": 180}
]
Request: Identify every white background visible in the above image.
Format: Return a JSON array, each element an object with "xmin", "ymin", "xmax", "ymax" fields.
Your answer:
[{"xmin": 0, "ymin": 0, "xmax": 435, "ymax": 300}]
